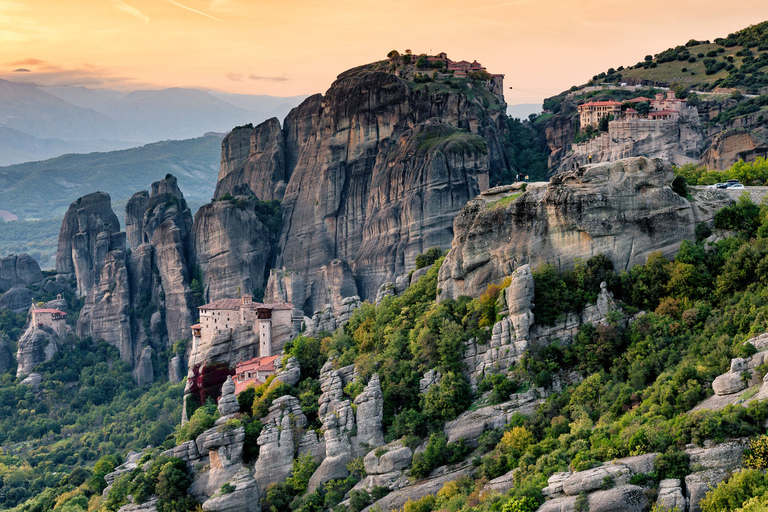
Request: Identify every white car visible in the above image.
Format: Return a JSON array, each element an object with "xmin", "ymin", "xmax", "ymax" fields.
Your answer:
[
  {"xmin": 707, "ymin": 183, "xmax": 725, "ymax": 188},
  {"xmin": 728, "ymin": 183, "xmax": 745, "ymax": 189}
]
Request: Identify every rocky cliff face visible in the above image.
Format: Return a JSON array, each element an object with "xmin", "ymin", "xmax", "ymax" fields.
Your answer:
[
  {"xmin": 192, "ymin": 197, "xmax": 273, "ymax": 303},
  {"xmin": 438, "ymin": 157, "xmax": 733, "ymax": 300},
  {"xmin": 55, "ymin": 192, "xmax": 122, "ymax": 296},
  {"xmin": 214, "ymin": 118, "xmax": 289, "ymax": 201},
  {"xmin": 77, "ymin": 250, "xmax": 134, "ymax": 361},
  {"xmin": 65, "ymin": 175, "xmax": 195, "ymax": 375},
  {"xmin": 126, "ymin": 175, "xmax": 196, "ymax": 345},
  {"xmin": 218, "ymin": 67, "xmax": 508, "ymax": 313},
  {"xmin": 701, "ymin": 127, "xmax": 768, "ymax": 170}
]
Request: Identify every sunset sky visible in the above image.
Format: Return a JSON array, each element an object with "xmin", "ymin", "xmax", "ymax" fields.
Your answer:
[{"xmin": 2, "ymin": 0, "xmax": 768, "ymax": 104}]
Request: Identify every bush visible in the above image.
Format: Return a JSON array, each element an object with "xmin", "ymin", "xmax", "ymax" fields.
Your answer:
[
  {"xmin": 744, "ymin": 434, "xmax": 768, "ymax": 469},
  {"xmin": 654, "ymin": 450, "xmax": 690, "ymax": 480},
  {"xmin": 700, "ymin": 469, "xmax": 768, "ymax": 512},
  {"xmin": 672, "ymin": 175, "xmax": 688, "ymax": 197},
  {"xmin": 415, "ymin": 247, "xmax": 444, "ymax": 270},
  {"xmin": 409, "ymin": 433, "xmax": 470, "ymax": 479}
]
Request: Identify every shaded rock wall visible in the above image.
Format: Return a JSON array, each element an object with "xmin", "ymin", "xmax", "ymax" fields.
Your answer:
[
  {"xmin": 192, "ymin": 197, "xmax": 273, "ymax": 303},
  {"xmin": 55, "ymin": 192, "xmax": 122, "ymax": 296},
  {"xmin": 214, "ymin": 118, "xmax": 289, "ymax": 201}
]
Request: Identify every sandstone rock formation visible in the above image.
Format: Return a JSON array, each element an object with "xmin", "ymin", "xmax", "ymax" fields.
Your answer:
[
  {"xmin": 253, "ymin": 395, "xmax": 307, "ymax": 491},
  {"xmin": 201, "ymin": 468, "xmax": 260, "ymax": 512},
  {"xmin": 701, "ymin": 127, "xmax": 768, "ymax": 170},
  {"xmin": 218, "ymin": 65, "xmax": 512, "ymax": 311},
  {"xmin": 55, "ymin": 192, "xmax": 122, "ymax": 297},
  {"xmin": 77, "ymin": 250, "xmax": 134, "ymax": 362},
  {"xmin": 215, "ymin": 118, "xmax": 288, "ymax": 201},
  {"xmin": 0, "ymin": 285, "xmax": 35, "ymax": 313},
  {"xmin": 438, "ymin": 157, "xmax": 733, "ymax": 300},
  {"xmin": 132, "ymin": 346, "xmax": 154, "ymax": 386},
  {"xmin": 16, "ymin": 323, "xmax": 62, "ymax": 377},
  {"xmin": 656, "ymin": 479, "xmax": 686, "ymax": 511},
  {"xmin": 193, "ymin": 196, "xmax": 273, "ymax": 303},
  {"xmin": 0, "ymin": 254, "xmax": 42, "ymax": 292},
  {"xmin": 303, "ymin": 296, "xmax": 361, "ymax": 337}
]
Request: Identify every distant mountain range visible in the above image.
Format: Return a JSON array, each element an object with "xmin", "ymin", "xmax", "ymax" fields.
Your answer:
[
  {"xmin": 0, "ymin": 79, "xmax": 307, "ymax": 165},
  {"xmin": 0, "ymin": 134, "xmax": 224, "ymax": 220}
]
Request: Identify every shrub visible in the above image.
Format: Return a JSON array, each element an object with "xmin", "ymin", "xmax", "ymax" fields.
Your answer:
[
  {"xmin": 744, "ymin": 434, "xmax": 768, "ymax": 469},
  {"xmin": 654, "ymin": 450, "xmax": 690, "ymax": 480},
  {"xmin": 415, "ymin": 247, "xmax": 444, "ymax": 269},
  {"xmin": 700, "ymin": 469, "xmax": 768, "ymax": 512},
  {"xmin": 672, "ymin": 175, "xmax": 688, "ymax": 197},
  {"xmin": 502, "ymin": 497, "xmax": 539, "ymax": 512}
]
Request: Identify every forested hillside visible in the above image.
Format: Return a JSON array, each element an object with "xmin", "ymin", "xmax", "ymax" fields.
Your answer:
[{"xmin": 8, "ymin": 176, "xmax": 768, "ymax": 511}]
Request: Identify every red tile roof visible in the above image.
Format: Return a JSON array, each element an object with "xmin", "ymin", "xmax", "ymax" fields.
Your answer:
[
  {"xmin": 199, "ymin": 298, "xmax": 242, "ymax": 311},
  {"xmin": 235, "ymin": 355, "xmax": 280, "ymax": 373},
  {"xmin": 190, "ymin": 323, "xmax": 202, "ymax": 329}
]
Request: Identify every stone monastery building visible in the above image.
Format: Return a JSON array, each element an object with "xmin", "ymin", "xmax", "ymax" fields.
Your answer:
[
  {"xmin": 30, "ymin": 305, "xmax": 68, "ymax": 338},
  {"xmin": 578, "ymin": 91, "xmax": 689, "ymax": 128},
  {"xmin": 191, "ymin": 295, "xmax": 296, "ymax": 359}
]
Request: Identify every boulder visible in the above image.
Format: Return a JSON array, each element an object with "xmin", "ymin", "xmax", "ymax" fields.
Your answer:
[
  {"xmin": 587, "ymin": 485, "xmax": 647, "ymax": 512},
  {"xmin": 274, "ymin": 356, "xmax": 301, "ymax": 387},
  {"xmin": 484, "ymin": 468, "xmax": 518, "ymax": 494},
  {"xmin": 361, "ymin": 464, "xmax": 475, "ymax": 512},
  {"xmin": 443, "ymin": 404, "xmax": 507, "ymax": 447},
  {"xmin": 364, "ymin": 441, "xmax": 413, "ymax": 475},
  {"xmin": 537, "ymin": 496, "xmax": 576, "ymax": 512},
  {"xmin": 685, "ymin": 469, "xmax": 730, "ymax": 512},
  {"xmin": 419, "ymin": 369, "xmax": 441, "ymax": 394},
  {"xmin": 0, "ymin": 285, "xmax": 34, "ymax": 313},
  {"xmin": 117, "ymin": 497, "xmax": 158, "ymax": 512},
  {"xmin": 202, "ymin": 468, "xmax": 260, "ymax": 512},
  {"xmin": 0, "ymin": 254, "xmax": 42, "ymax": 291},
  {"xmin": 199, "ymin": 426, "xmax": 245, "ymax": 469},
  {"xmin": 20, "ymin": 372, "xmax": 42, "ymax": 389},
  {"xmin": 561, "ymin": 464, "xmax": 632, "ymax": 496},
  {"xmin": 217, "ymin": 377, "xmax": 239, "ymax": 417}
]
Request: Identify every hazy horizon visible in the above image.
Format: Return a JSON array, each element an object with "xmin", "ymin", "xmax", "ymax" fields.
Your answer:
[{"xmin": 2, "ymin": 1, "xmax": 768, "ymax": 105}]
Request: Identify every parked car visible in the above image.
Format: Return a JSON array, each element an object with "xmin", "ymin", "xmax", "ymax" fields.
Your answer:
[
  {"xmin": 708, "ymin": 183, "xmax": 726, "ymax": 188},
  {"xmin": 728, "ymin": 183, "xmax": 745, "ymax": 189}
]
